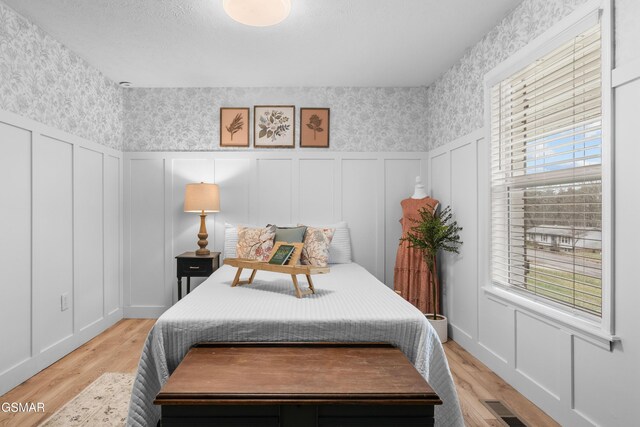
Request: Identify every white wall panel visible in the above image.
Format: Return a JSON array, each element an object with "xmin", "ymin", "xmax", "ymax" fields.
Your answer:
[
  {"xmin": 429, "ymin": 153, "xmax": 450, "ymax": 207},
  {"xmin": 299, "ymin": 159, "xmax": 334, "ymax": 224},
  {"xmin": 478, "ymin": 297, "xmax": 511, "ymax": 363},
  {"xmin": 342, "ymin": 159, "xmax": 379, "ymax": 279},
  {"xmin": 214, "ymin": 158, "xmax": 251, "ymax": 253},
  {"xmin": 34, "ymin": 136, "xmax": 74, "ymax": 352},
  {"xmin": 384, "ymin": 159, "xmax": 422, "ymax": 288},
  {"xmin": 104, "ymin": 155, "xmax": 121, "ymax": 315},
  {"xmin": 257, "ymin": 159, "xmax": 293, "ymax": 226},
  {"xmin": 124, "ymin": 152, "xmax": 429, "ymax": 313},
  {"xmin": 515, "ymin": 312, "xmax": 562, "ymax": 399},
  {"xmin": 75, "ymin": 147, "xmax": 104, "ymax": 331},
  {"xmin": 0, "ymin": 110, "xmax": 122, "ymax": 397},
  {"xmin": 129, "ymin": 159, "xmax": 166, "ymax": 307},
  {"xmin": 429, "ymin": 151, "xmax": 451, "ymax": 315},
  {"xmin": 449, "ymin": 143, "xmax": 478, "ymax": 339},
  {"xmin": 572, "ymin": 335, "xmax": 634, "ymax": 426},
  {"xmin": 0, "ymin": 122, "xmax": 32, "ymax": 375}
]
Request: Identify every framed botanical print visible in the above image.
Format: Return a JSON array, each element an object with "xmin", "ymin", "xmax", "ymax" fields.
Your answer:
[
  {"xmin": 300, "ymin": 108, "xmax": 330, "ymax": 148},
  {"xmin": 254, "ymin": 105, "xmax": 295, "ymax": 148},
  {"xmin": 220, "ymin": 108, "xmax": 250, "ymax": 147}
]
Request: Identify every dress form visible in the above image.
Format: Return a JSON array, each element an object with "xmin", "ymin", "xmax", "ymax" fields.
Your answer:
[
  {"xmin": 411, "ymin": 176, "xmax": 439, "ymax": 212},
  {"xmin": 412, "ymin": 176, "xmax": 427, "ymax": 199},
  {"xmin": 394, "ymin": 179, "xmax": 440, "ymax": 314}
]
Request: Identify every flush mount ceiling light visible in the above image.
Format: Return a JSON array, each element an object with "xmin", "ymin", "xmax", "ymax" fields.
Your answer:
[{"xmin": 223, "ymin": 0, "xmax": 291, "ymax": 27}]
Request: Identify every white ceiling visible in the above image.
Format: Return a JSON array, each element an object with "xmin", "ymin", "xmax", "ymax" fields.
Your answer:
[{"xmin": 4, "ymin": 0, "xmax": 522, "ymax": 87}]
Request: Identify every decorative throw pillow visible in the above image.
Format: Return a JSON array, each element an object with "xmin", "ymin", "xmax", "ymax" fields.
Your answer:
[
  {"xmin": 300, "ymin": 226, "xmax": 335, "ymax": 267},
  {"xmin": 224, "ymin": 223, "xmax": 265, "ymax": 259},
  {"xmin": 236, "ymin": 225, "xmax": 276, "ymax": 261},
  {"xmin": 270, "ymin": 225, "xmax": 307, "ymax": 243},
  {"xmin": 299, "ymin": 222, "xmax": 351, "ymax": 264}
]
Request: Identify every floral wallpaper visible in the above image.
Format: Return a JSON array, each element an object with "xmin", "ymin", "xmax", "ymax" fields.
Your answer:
[
  {"xmin": 0, "ymin": 1, "xmax": 123, "ymax": 150},
  {"xmin": 2, "ymin": 0, "xmax": 634, "ymax": 154},
  {"xmin": 424, "ymin": 0, "xmax": 592, "ymax": 150},
  {"xmin": 124, "ymin": 86, "xmax": 428, "ymax": 151}
]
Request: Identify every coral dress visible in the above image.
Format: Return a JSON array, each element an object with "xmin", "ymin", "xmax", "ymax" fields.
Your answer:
[{"xmin": 394, "ymin": 197, "xmax": 440, "ymax": 314}]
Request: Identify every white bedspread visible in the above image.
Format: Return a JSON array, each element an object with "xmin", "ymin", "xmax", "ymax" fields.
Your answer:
[{"xmin": 127, "ymin": 263, "xmax": 464, "ymax": 427}]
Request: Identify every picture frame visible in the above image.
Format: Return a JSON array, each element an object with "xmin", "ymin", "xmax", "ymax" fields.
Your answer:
[
  {"xmin": 300, "ymin": 108, "xmax": 330, "ymax": 148},
  {"xmin": 220, "ymin": 107, "xmax": 250, "ymax": 147},
  {"xmin": 254, "ymin": 105, "xmax": 295, "ymax": 148}
]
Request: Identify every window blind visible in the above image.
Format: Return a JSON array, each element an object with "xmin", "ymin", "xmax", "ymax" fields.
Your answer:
[{"xmin": 490, "ymin": 23, "xmax": 603, "ymax": 317}]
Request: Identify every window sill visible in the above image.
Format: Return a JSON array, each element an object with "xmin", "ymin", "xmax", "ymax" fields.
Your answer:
[{"xmin": 482, "ymin": 285, "xmax": 618, "ymax": 350}]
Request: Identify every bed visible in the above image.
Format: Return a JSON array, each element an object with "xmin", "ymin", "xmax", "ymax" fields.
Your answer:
[{"xmin": 126, "ymin": 262, "xmax": 464, "ymax": 427}]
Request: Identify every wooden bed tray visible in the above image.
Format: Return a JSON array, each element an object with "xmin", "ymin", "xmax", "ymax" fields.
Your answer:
[{"xmin": 223, "ymin": 257, "xmax": 329, "ymax": 298}]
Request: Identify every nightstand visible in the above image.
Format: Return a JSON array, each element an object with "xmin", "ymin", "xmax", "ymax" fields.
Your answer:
[{"xmin": 175, "ymin": 252, "xmax": 220, "ymax": 300}]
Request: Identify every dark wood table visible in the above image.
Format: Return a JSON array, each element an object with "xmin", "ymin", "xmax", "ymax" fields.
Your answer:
[
  {"xmin": 154, "ymin": 342, "xmax": 441, "ymax": 427},
  {"xmin": 175, "ymin": 251, "xmax": 220, "ymax": 300}
]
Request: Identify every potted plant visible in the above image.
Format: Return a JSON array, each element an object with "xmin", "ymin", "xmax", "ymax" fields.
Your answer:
[{"xmin": 402, "ymin": 205, "xmax": 462, "ymax": 342}]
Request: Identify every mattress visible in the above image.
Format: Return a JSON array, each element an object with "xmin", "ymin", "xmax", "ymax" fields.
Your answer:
[{"xmin": 127, "ymin": 263, "xmax": 464, "ymax": 427}]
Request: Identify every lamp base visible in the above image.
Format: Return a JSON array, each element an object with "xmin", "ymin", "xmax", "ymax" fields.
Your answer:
[{"xmin": 196, "ymin": 213, "xmax": 210, "ymax": 256}]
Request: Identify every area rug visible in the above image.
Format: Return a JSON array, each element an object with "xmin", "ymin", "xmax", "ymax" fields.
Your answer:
[{"xmin": 38, "ymin": 372, "xmax": 134, "ymax": 427}]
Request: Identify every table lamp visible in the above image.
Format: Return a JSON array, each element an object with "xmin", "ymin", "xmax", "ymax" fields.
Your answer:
[{"xmin": 184, "ymin": 182, "xmax": 220, "ymax": 256}]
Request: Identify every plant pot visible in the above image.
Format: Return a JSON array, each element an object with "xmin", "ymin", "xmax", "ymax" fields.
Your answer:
[{"xmin": 426, "ymin": 314, "xmax": 448, "ymax": 343}]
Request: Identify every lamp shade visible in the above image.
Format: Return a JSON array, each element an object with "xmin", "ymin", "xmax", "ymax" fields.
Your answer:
[{"xmin": 184, "ymin": 183, "xmax": 220, "ymax": 213}]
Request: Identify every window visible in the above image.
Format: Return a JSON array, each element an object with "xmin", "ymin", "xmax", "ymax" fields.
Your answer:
[{"xmin": 490, "ymin": 20, "xmax": 605, "ymax": 317}]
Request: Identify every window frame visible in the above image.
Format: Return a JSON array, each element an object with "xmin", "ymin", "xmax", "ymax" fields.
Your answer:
[{"xmin": 482, "ymin": 0, "xmax": 615, "ymax": 346}]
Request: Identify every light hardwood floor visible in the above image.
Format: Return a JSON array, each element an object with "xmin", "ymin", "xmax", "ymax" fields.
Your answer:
[
  {"xmin": 0, "ymin": 319, "xmax": 558, "ymax": 427},
  {"xmin": 444, "ymin": 340, "xmax": 559, "ymax": 427},
  {"xmin": 0, "ymin": 319, "xmax": 155, "ymax": 427}
]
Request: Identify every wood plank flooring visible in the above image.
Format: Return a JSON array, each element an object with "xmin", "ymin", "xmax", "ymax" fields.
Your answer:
[
  {"xmin": 0, "ymin": 319, "xmax": 558, "ymax": 427},
  {"xmin": 443, "ymin": 340, "xmax": 559, "ymax": 427},
  {"xmin": 0, "ymin": 319, "xmax": 155, "ymax": 427}
]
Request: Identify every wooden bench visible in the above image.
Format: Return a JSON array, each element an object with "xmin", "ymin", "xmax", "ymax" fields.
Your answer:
[{"xmin": 154, "ymin": 342, "xmax": 441, "ymax": 427}]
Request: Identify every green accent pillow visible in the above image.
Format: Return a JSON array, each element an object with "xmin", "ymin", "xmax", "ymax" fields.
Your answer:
[{"xmin": 271, "ymin": 225, "xmax": 307, "ymax": 243}]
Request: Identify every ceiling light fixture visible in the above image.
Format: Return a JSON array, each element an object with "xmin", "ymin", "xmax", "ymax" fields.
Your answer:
[{"xmin": 223, "ymin": 0, "xmax": 291, "ymax": 27}]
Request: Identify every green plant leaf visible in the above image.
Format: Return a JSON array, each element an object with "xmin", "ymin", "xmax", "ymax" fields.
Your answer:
[
  {"xmin": 259, "ymin": 129, "xmax": 267, "ymax": 138},
  {"xmin": 399, "ymin": 205, "xmax": 463, "ymax": 317}
]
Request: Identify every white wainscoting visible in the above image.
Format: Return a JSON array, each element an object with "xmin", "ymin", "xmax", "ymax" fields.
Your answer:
[
  {"xmin": 0, "ymin": 110, "xmax": 123, "ymax": 396},
  {"xmin": 428, "ymin": 69, "xmax": 640, "ymax": 427},
  {"xmin": 123, "ymin": 152, "xmax": 428, "ymax": 317}
]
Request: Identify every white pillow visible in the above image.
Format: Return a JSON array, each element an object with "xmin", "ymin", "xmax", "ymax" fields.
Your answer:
[
  {"xmin": 223, "ymin": 223, "xmax": 239, "ymax": 259},
  {"xmin": 299, "ymin": 221, "xmax": 352, "ymax": 264},
  {"xmin": 329, "ymin": 225, "xmax": 352, "ymax": 264}
]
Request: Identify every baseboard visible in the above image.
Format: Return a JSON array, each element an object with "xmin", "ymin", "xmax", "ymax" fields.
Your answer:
[
  {"xmin": 0, "ymin": 309, "xmax": 123, "ymax": 396},
  {"xmin": 124, "ymin": 305, "xmax": 168, "ymax": 319}
]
